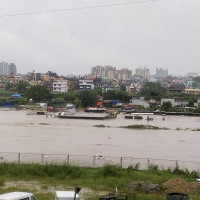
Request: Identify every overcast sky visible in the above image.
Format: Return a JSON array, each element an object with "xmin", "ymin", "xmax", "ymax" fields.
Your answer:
[{"xmin": 0, "ymin": 0, "xmax": 199, "ymax": 76}]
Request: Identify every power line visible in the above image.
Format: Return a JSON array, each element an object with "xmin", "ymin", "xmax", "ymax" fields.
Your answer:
[{"xmin": 0, "ymin": 0, "xmax": 158, "ymax": 18}]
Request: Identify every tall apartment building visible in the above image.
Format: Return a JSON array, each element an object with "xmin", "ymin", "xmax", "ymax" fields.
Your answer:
[
  {"xmin": 9, "ymin": 63, "xmax": 17, "ymax": 75},
  {"xmin": 0, "ymin": 62, "xmax": 17, "ymax": 75},
  {"xmin": 91, "ymin": 65, "xmax": 104, "ymax": 78},
  {"xmin": 0, "ymin": 62, "xmax": 9, "ymax": 75},
  {"xmin": 91, "ymin": 65, "xmax": 117, "ymax": 80},
  {"xmin": 117, "ymin": 68, "xmax": 132, "ymax": 80},
  {"xmin": 135, "ymin": 67, "xmax": 150, "ymax": 79},
  {"xmin": 104, "ymin": 65, "xmax": 117, "ymax": 80},
  {"xmin": 156, "ymin": 68, "xmax": 168, "ymax": 78},
  {"xmin": 91, "ymin": 65, "xmax": 132, "ymax": 80}
]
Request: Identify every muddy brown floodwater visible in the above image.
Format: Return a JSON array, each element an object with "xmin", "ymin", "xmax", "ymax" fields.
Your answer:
[{"xmin": 0, "ymin": 110, "xmax": 200, "ymax": 164}]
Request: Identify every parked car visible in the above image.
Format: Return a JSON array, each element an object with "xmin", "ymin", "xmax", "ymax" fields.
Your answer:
[{"xmin": 0, "ymin": 192, "xmax": 37, "ymax": 200}]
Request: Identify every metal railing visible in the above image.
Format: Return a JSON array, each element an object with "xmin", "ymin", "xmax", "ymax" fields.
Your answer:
[{"xmin": 0, "ymin": 152, "xmax": 200, "ymax": 171}]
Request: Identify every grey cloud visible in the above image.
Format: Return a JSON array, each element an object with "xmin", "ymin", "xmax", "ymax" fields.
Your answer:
[{"xmin": 0, "ymin": 0, "xmax": 200, "ymax": 75}]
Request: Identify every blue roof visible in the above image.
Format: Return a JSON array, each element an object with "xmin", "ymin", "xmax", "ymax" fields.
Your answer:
[
  {"xmin": 12, "ymin": 94, "xmax": 22, "ymax": 98},
  {"xmin": 110, "ymin": 100, "xmax": 122, "ymax": 104}
]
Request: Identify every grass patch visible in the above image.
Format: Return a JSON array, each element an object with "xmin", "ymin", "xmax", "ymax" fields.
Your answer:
[
  {"xmin": 120, "ymin": 125, "xmax": 168, "ymax": 130},
  {"xmin": 39, "ymin": 123, "xmax": 50, "ymax": 125},
  {"xmin": 192, "ymin": 128, "xmax": 200, "ymax": 131},
  {"xmin": 93, "ymin": 124, "xmax": 110, "ymax": 128},
  {"xmin": 0, "ymin": 163, "xmax": 199, "ymax": 200}
]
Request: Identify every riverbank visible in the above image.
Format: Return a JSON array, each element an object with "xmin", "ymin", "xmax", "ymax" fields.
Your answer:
[{"xmin": 153, "ymin": 111, "xmax": 200, "ymax": 116}]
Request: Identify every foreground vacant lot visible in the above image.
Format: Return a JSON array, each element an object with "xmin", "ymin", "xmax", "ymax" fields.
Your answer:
[{"xmin": 0, "ymin": 163, "xmax": 200, "ymax": 200}]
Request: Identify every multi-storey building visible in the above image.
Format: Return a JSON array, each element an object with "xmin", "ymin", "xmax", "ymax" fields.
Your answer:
[
  {"xmin": 156, "ymin": 68, "xmax": 168, "ymax": 78},
  {"xmin": 135, "ymin": 67, "xmax": 150, "ymax": 79},
  {"xmin": 91, "ymin": 65, "xmax": 132, "ymax": 80},
  {"xmin": 0, "ymin": 62, "xmax": 9, "ymax": 76},
  {"xmin": 53, "ymin": 80, "xmax": 68, "ymax": 93},
  {"xmin": 9, "ymin": 63, "xmax": 17, "ymax": 75},
  {"xmin": 79, "ymin": 80, "xmax": 94, "ymax": 90},
  {"xmin": 1, "ymin": 75, "xmax": 20, "ymax": 84},
  {"xmin": 91, "ymin": 65, "xmax": 104, "ymax": 78},
  {"xmin": 0, "ymin": 62, "xmax": 17, "ymax": 75},
  {"xmin": 104, "ymin": 65, "xmax": 117, "ymax": 80},
  {"xmin": 117, "ymin": 68, "xmax": 132, "ymax": 80}
]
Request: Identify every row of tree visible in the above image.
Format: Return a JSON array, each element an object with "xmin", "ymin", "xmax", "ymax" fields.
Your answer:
[
  {"xmin": 6, "ymin": 81, "xmax": 200, "ymax": 109},
  {"xmin": 15, "ymin": 81, "xmax": 132, "ymax": 107}
]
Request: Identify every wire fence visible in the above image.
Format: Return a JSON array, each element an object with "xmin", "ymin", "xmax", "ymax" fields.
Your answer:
[{"xmin": 0, "ymin": 152, "xmax": 200, "ymax": 171}]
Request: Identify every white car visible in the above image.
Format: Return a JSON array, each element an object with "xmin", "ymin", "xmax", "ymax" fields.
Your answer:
[{"xmin": 0, "ymin": 192, "xmax": 37, "ymax": 200}]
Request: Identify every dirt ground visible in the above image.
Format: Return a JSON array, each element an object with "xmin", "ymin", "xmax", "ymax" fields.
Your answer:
[{"xmin": 2, "ymin": 181, "xmax": 107, "ymax": 200}]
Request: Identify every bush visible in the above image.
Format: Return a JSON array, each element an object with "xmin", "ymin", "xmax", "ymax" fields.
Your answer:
[{"xmin": 96, "ymin": 165, "xmax": 121, "ymax": 177}]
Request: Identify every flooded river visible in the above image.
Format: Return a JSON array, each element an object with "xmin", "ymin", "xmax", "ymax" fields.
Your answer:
[{"xmin": 0, "ymin": 110, "xmax": 200, "ymax": 163}]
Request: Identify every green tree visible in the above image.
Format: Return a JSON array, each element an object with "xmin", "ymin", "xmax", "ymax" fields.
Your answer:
[
  {"xmin": 64, "ymin": 91, "xmax": 79, "ymax": 103},
  {"xmin": 188, "ymin": 96, "xmax": 196, "ymax": 107},
  {"xmin": 103, "ymin": 90, "xmax": 131, "ymax": 103},
  {"xmin": 17, "ymin": 98, "xmax": 27, "ymax": 106},
  {"xmin": 5, "ymin": 83, "xmax": 15, "ymax": 92},
  {"xmin": 26, "ymin": 85, "xmax": 52, "ymax": 102},
  {"xmin": 16, "ymin": 81, "xmax": 30, "ymax": 94},
  {"xmin": 160, "ymin": 101, "xmax": 172, "ymax": 112},
  {"xmin": 94, "ymin": 87, "xmax": 102, "ymax": 95},
  {"xmin": 140, "ymin": 82, "xmax": 166, "ymax": 100},
  {"xmin": 68, "ymin": 81, "xmax": 78, "ymax": 91},
  {"xmin": 78, "ymin": 90, "xmax": 98, "ymax": 107},
  {"xmin": 120, "ymin": 84, "xmax": 126, "ymax": 92}
]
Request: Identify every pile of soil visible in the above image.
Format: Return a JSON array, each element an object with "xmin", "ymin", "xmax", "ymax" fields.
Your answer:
[
  {"xmin": 127, "ymin": 181, "xmax": 159, "ymax": 192},
  {"xmin": 163, "ymin": 178, "xmax": 200, "ymax": 194}
]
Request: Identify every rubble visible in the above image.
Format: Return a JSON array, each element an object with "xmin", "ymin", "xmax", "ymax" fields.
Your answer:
[
  {"xmin": 163, "ymin": 178, "xmax": 200, "ymax": 194},
  {"xmin": 127, "ymin": 181, "xmax": 159, "ymax": 192}
]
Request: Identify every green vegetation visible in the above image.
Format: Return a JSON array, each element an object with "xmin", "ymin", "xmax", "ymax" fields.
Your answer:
[
  {"xmin": 50, "ymin": 89, "xmax": 132, "ymax": 108},
  {"xmin": 160, "ymin": 101, "xmax": 173, "ymax": 112},
  {"xmin": 93, "ymin": 124, "xmax": 110, "ymax": 128},
  {"xmin": 120, "ymin": 125, "xmax": 169, "ymax": 130},
  {"xmin": 140, "ymin": 82, "xmax": 166, "ymax": 100},
  {"xmin": 0, "ymin": 91, "xmax": 12, "ymax": 97},
  {"xmin": 2, "ymin": 79, "xmax": 200, "ymax": 113},
  {"xmin": 103, "ymin": 90, "xmax": 131, "ymax": 103},
  {"xmin": 5, "ymin": 83, "xmax": 15, "ymax": 92},
  {"xmin": 26, "ymin": 85, "xmax": 52, "ymax": 102},
  {"xmin": 160, "ymin": 101, "xmax": 185, "ymax": 112},
  {"xmin": 16, "ymin": 81, "xmax": 30, "ymax": 94},
  {"xmin": 39, "ymin": 123, "xmax": 50, "ymax": 125},
  {"xmin": 78, "ymin": 90, "xmax": 98, "ymax": 107},
  {"xmin": 0, "ymin": 163, "xmax": 199, "ymax": 200}
]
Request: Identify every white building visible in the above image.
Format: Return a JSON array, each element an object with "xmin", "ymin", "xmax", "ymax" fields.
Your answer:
[
  {"xmin": 129, "ymin": 97, "xmax": 150, "ymax": 108},
  {"xmin": 79, "ymin": 79, "xmax": 94, "ymax": 90},
  {"xmin": 0, "ymin": 62, "xmax": 17, "ymax": 75},
  {"xmin": 161, "ymin": 98, "xmax": 189, "ymax": 107},
  {"xmin": 53, "ymin": 80, "xmax": 68, "ymax": 93}
]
